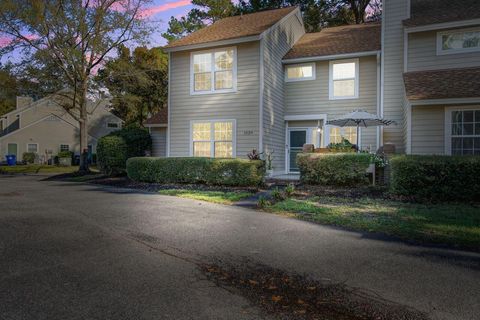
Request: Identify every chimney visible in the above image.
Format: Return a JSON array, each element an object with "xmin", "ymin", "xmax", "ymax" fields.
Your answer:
[{"xmin": 16, "ymin": 96, "xmax": 34, "ymax": 110}]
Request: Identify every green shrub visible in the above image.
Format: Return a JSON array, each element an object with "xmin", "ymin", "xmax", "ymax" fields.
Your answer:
[
  {"xmin": 58, "ymin": 151, "xmax": 73, "ymax": 158},
  {"xmin": 22, "ymin": 152, "xmax": 36, "ymax": 164},
  {"xmin": 390, "ymin": 155, "xmax": 480, "ymax": 202},
  {"xmin": 297, "ymin": 153, "xmax": 371, "ymax": 186},
  {"xmin": 97, "ymin": 136, "xmax": 128, "ymax": 175},
  {"xmin": 109, "ymin": 127, "xmax": 152, "ymax": 159},
  {"xmin": 127, "ymin": 157, "xmax": 265, "ymax": 187},
  {"xmin": 328, "ymin": 138, "xmax": 356, "ymax": 153}
]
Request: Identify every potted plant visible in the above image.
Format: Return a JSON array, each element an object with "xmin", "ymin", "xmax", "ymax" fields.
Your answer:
[
  {"xmin": 58, "ymin": 151, "xmax": 73, "ymax": 166},
  {"xmin": 265, "ymin": 151, "xmax": 274, "ymax": 177}
]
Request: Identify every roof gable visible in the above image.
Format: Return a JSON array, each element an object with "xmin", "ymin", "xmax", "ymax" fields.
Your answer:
[
  {"xmin": 404, "ymin": 0, "xmax": 480, "ymax": 27},
  {"xmin": 164, "ymin": 7, "xmax": 298, "ymax": 50},
  {"xmin": 283, "ymin": 23, "xmax": 381, "ymax": 60}
]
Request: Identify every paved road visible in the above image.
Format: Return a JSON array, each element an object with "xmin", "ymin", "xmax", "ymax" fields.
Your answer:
[{"xmin": 0, "ymin": 175, "xmax": 479, "ymax": 320}]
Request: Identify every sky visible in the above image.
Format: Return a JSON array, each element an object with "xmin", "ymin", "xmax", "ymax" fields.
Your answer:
[{"xmin": 0, "ymin": 0, "xmax": 198, "ymax": 63}]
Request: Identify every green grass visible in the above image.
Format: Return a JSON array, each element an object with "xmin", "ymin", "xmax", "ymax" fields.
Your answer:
[
  {"xmin": 158, "ymin": 189, "xmax": 254, "ymax": 205},
  {"xmin": 0, "ymin": 165, "xmax": 82, "ymax": 174},
  {"xmin": 266, "ymin": 196, "xmax": 480, "ymax": 250}
]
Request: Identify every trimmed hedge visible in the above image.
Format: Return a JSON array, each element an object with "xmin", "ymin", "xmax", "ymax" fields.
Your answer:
[
  {"xmin": 109, "ymin": 127, "xmax": 152, "ymax": 159},
  {"xmin": 390, "ymin": 155, "xmax": 480, "ymax": 202},
  {"xmin": 97, "ymin": 127, "xmax": 152, "ymax": 175},
  {"xmin": 127, "ymin": 157, "xmax": 265, "ymax": 186},
  {"xmin": 297, "ymin": 153, "xmax": 371, "ymax": 186},
  {"xmin": 97, "ymin": 136, "xmax": 128, "ymax": 175}
]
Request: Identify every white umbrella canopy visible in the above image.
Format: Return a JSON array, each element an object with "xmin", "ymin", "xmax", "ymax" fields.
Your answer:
[{"xmin": 327, "ymin": 109, "xmax": 396, "ymax": 151}]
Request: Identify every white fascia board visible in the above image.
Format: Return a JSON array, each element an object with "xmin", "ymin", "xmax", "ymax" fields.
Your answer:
[
  {"xmin": 282, "ymin": 51, "xmax": 380, "ymax": 64},
  {"xmin": 410, "ymin": 97, "xmax": 480, "ymax": 106},
  {"xmin": 284, "ymin": 114, "xmax": 327, "ymax": 121},
  {"xmin": 163, "ymin": 35, "xmax": 261, "ymax": 53},
  {"xmin": 405, "ymin": 18, "xmax": 480, "ymax": 34}
]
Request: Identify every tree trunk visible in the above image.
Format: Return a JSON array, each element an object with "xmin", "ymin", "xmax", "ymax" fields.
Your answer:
[{"xmin": 78, "ymin": 82, "xmax": 90, "ymax": 173}]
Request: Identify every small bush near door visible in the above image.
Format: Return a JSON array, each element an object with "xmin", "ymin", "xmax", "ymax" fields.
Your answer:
[
  {"xmin": 390, "ymin": 155, "xmax": 480, "ymax": 202},
  {"xmin": 297, "ymin": 153, "xmax": 371, "ymax": 186},
  {"xmin": 22, "ymin": 152, "xmax": 36, "ymax": 164},
  {"xmin": 127, "ymin": 157, "xmax": 265, "ymax": 187}
]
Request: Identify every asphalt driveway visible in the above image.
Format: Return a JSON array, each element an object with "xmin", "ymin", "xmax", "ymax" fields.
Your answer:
[{"xmin": 0, "ymin": 175, "xmax": 479, "ymax": 320}]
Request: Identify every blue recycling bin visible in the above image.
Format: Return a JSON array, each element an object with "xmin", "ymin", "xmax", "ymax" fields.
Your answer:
[{"xmin": 6, "ymin": 155, "xmax": 16, "ymax": 166}]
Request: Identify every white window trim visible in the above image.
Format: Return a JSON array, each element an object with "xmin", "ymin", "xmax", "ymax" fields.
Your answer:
[
  {"xmin": 6, "ymin": 143, "xmax": 17, "ymax": 156},
  {"xmin": 26, "ymin": 143, "xmax": 39, "ymax": 153},
  {"xmin": 190, "ymin": 47, "xmax": 238, "ymax": 95},
  {"xmin": 285, "ymin": 63, "xmax": 316, "ymax": 82},
  {"xmin": 329, "ymin": 58, "xmax": 359, "ymax": 100},
  {"xmin": 444, "ymin": 106, "xmax": 480, "ymax": 155},
  {"xmin": 106, "ymin": 122, "xmax": 120, "ymax": 128},
  {"xmin": 189, "ymin": 119, "xmax": 237, "ymax": 158},
  {"xmin": 59, "ymin": 144, "xmax": 70, "ymax": 152},
  {"xmin": 437, "ymin": 27, "xmax": 480, "ymax": 56},
  {"xmin": 324, "ymin": 125, "xmax": 361, "ymax": 148}
]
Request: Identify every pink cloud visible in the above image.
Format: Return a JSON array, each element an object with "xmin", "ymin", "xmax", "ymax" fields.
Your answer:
[
  {"xmin": 0, "ymin": 34, "xmax": 38, "ymax": 48},
  {"xmin": 140, "ymin": 0, "xmax": 191, "ymax": 18}
]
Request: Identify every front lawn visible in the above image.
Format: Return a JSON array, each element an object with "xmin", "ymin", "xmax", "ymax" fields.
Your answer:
[
  {"xmin": 0, "ymin": 165, "xmax": 83, "ymax": 174},
  {"xmin": 158, "ymin": 189, "xmax": 254, "ymax": 205},
  {"xmin": 265, "ymin": 196, "xmax": 480, "ymax": 251}
]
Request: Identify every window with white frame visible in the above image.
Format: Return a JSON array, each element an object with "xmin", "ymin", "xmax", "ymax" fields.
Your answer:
[
  {"xmin": 449, "ymin": 109, "xmax": 480, "ymax": 155},
  {"xmin": 438, "ymin": 28, "xmax": 480, "ymax": 55},
  {"xmin": 191, "ymin": 120, "xmax": 235, "ymax": 158},
  {"xmin": 329, "ymin": 59, "xmax": 359, "ymax": 100},
  {"xmin": 27, "ymin": 143, "xmax": 38, "ymax": 153},
  {"xmin": 107, "ymin": 122, "xmax": 119, "ymax": 128},
  {"xmin": 328, "ymin": 127, "xmax": 357, "ymax": 145},
  {"xmin": 191, "ymin": 48, "xmax": 236, "ymax": 94},
  {"xmin": 285, "ymin": 63, "xmax": 315, "ymax": 82},
  {"xmin": 60, "ymin": 144, "xmax": 70, "ymax": 152}
]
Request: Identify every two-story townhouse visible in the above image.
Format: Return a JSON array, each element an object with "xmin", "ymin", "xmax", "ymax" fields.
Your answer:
[
  {"xmin": 401, "ymin": 0, "xmax": 480, "ymax": 156},
  {"xmin": 0, "ymin": 92, "xmax": 122, "ymax": 162},
  {"xmin": 160, "ymin": 1, "xmax": 480, "ymax": 177}
]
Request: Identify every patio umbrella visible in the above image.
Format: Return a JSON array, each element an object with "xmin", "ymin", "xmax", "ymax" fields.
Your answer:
[{"xmin": 327, "ymin": 110, "xmax": 396, "ymax": 152}]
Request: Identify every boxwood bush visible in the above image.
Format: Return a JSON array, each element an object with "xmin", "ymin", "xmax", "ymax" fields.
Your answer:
[
  {"xmin": 390, "ymin": 155, "xmax": 480, "ymax": 202},
  {"xmin": 97, "ymin": 127, "xmax": 152, "ymax": 175},
  {"xmin": 297, "ymin": 153, "xmax": 371, "ymax": 186},
  {"xmin": 97, "ymin": 136, "xmax": 128, "ymax": 175},
  {"xmin": 127, "ymin": 157, "xmax": 265, "ymax": 187}
]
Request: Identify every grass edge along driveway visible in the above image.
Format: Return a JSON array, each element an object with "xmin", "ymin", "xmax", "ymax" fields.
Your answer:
[
  {"xmin": 264, "ymin": 196, "xmax": 480, "ymax": 251},
  {"xmin": 158, "ymin": 189, "xmax": 254, "ymax": 205}
]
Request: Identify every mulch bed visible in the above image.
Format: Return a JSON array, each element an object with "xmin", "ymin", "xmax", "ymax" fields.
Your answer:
[{"xmin": 200, "ymin": 260, "xmax": 428, "ymax": 320}]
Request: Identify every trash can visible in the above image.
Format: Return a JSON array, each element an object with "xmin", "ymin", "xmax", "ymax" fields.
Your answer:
[{"xmin": 6, "ymin": 154, "xmax": 16, "ymax": 166}]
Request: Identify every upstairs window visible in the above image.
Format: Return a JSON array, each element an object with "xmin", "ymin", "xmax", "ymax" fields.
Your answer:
[
  {"xmin": 191, "ymin": 120, "xmax": 235, "ymax": 158},
  {"xmin": 329, "ymin": 59, "xmax": 359, "ymax": 100},
  {"xmin": 191, "ymin": 48, "xmax": 236, "ymax": 94},
  {"xmin": 438, "ymin": 28, "xmax": 480, "ymax": 55},
  {"xmin": 107, "ymin": 122, "xmax": 119, "ymax": 128},
  {"xmin": 285, "ymin": 63, "xmax": 315, "ymax": 82}
]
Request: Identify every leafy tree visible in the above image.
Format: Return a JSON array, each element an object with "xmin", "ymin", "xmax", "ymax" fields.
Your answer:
[
  {"xmin": 96, "ymin": 45, "xmax": 168, "ymax": 126},
  {"xmin": 0, "ymin": 0, "xmax": 150, "ymax": 172},
  {"xmin": 162, "ymin": 0, "xmax": 236, "ymax": 42},
  {"xmin": 0, "ymin": 64, "xmax": 17, "ymax": 116}
]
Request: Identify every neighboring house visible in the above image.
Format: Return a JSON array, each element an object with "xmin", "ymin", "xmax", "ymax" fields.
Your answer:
[
  {"xmin": 144, "ymin": 107, "xmax": 168, "ymax": 157},
  {"xmin": 0, "ymin": 93, "xmax": 123, "ymax": 162},
  {"xmin": 159, "ymin": 0, "xmax": 480, "ymax": 176}
]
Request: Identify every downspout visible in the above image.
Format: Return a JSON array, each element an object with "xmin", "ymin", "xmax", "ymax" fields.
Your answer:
[
  {"xmin": 376, "ymin": 52, "xmax": 381, "ymax": 151},
  {"xmin": 259, "ymin": 38, "xmax": 265, "ymax": 154},
  {"xmin": 166, "ymin": 52, "xmax": 171, "ymax": 157}
]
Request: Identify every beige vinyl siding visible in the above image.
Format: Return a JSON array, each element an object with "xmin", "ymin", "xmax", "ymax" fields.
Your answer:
[
  {"xmin": 411, "ymin": 105, "xmax": 445, "ymax": 154},
  {"xmin": 169, "ymin": 42, "xmax": 260, "ymax": 158},
  {"xmin": 263, "ymin": 9, "xmax": 305, "ymax": 172},
  {"xmin": 382, "ymin": 0, "xmax": 408, "ymax": 153},
  {"xmin": 408, "ymin": 30, "xmax": 480, "ymax": 72},
  {"xmin": 151, "ymin": 127, "xmax": 167, "ymax": 157},
  {"xmin": 285, "ymin": 56, "xmax": 379, "ymax": 150},
  {"xmin": 0, "ymin": 117, "xmax": 97, "ymax": 160}
]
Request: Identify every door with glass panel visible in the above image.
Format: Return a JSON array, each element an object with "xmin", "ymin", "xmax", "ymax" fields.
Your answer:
[{"xmin": 288, "ymin": 130, "xmax": 307, "ymax": 172}]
